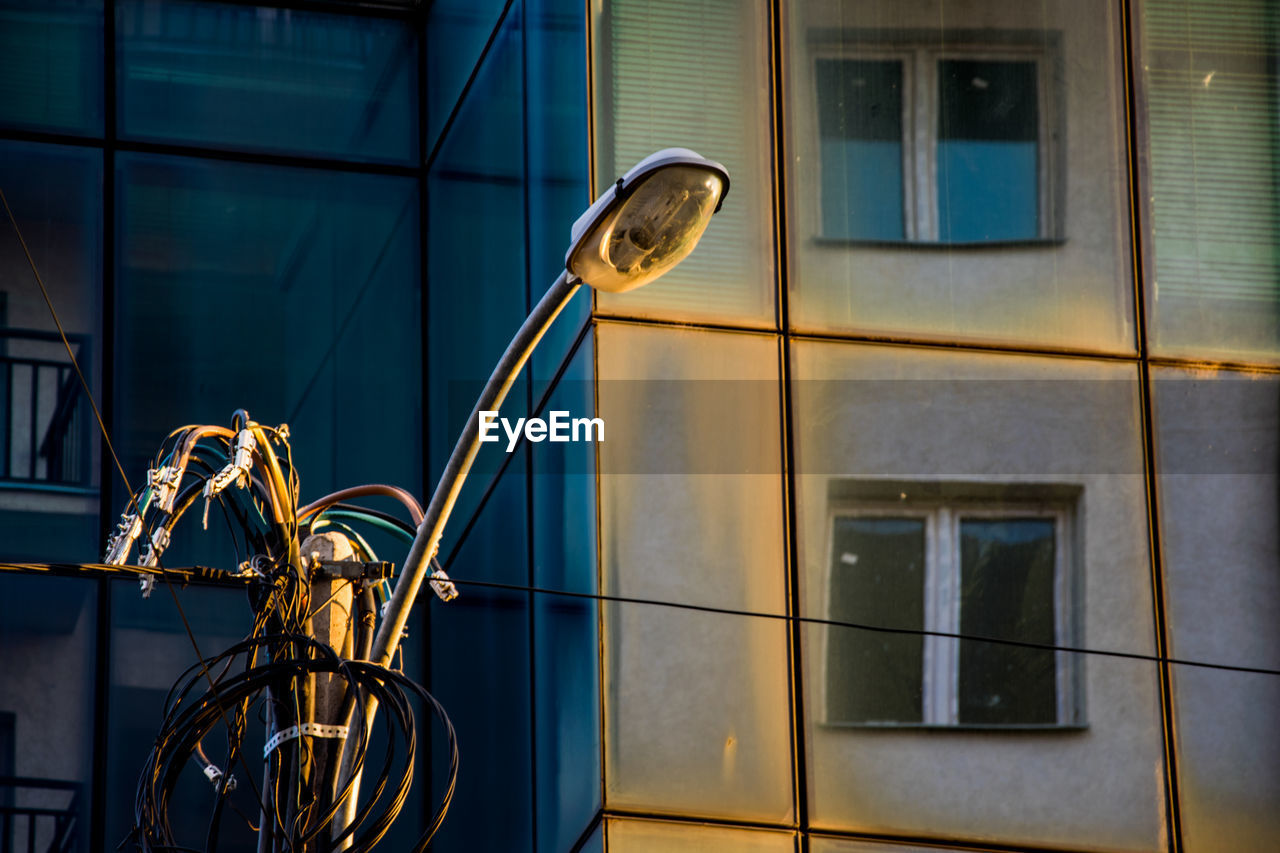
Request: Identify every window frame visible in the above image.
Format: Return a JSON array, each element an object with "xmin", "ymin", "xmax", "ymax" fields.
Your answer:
[
  {"xmin": 822, "ymin": 491, "xmax": 1084, "ymax": 729},
  {"xmin": 810, "ymin": 30, "xmax": 1065, "ymax": 246}
]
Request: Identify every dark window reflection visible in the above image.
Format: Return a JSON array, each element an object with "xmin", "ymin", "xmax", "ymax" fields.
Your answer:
[
  {"xmin": 0, "ymin": 0, "xmax": 104, "ymax": 135},
  {"xmin": 113, "ymin": 153, "xmax": 420, "ymax": 572},
  {"xmin": 826, "ymin": 503, "xmax": 1068, "ymax": 727},
  {"xmin": 816, "ymin": 58, "xmax": 905, "ymax": 241},
  {"xmin": 827, "ymin": 516, "xmax": 925, "ymax": 723},
  {"xmin": 938, "ymin": 59, "xmax": 1040, "ymax": 242},
  {"xmin": 0, "ymin": 575, "xmax": 96, "ymax": 853},
  {"xmin": 958, "ymin": 517, "xmax": 1056, "ymax": 724},
  {"xmin": 117, "ymin": 0, "xmax": 418, "ymax": 164},
  {"xmin": 0, "ymin": 140, "xmax": 101, "ymax": 563}
]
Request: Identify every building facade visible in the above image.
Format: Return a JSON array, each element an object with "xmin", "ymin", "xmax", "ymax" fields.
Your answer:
[{"xmin": 0, "ymin": 1, "xmax": 1276, "ymax": 852}]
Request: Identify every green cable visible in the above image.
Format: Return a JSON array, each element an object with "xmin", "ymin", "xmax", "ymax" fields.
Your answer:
[
  {"xmin": 310, "ymin": 517, "xmax": 379, "ymax": 562},
  {"xmin": 316, "ymin": 508, "xmax": 414, "ymax": 545}
]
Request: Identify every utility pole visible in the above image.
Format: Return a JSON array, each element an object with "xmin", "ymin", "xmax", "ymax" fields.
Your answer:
[{"xmin": 106, "ymin": 415, "xmax": 450, "ymax": 853}]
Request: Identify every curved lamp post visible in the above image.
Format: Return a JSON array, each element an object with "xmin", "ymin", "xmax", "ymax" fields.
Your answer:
[
  {"xmin": 335, "ymin": 149, "xmax": 728, "ymax": 844},
  {"xmin": 369, "ymin": 147, "xmax": 729, "ymax": 669}
]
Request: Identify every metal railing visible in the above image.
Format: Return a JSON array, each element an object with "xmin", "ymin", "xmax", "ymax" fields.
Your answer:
[
  {"xmin": 0, "ymin": 329, "xmax": 93, "ymax": 489},
  {"xmin": 0, "ymin": 777, "xmax": 81, "ymax": 853}
]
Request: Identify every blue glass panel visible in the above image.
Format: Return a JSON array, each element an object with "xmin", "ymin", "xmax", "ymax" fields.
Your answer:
[
  {"xmin": 0, "ymin": 1, "xmax": 103, "ymax": 135},
  {"xmin": 426, "ymin": 0, "xmax": 510, "ymax": 155},
  {"xmin": 937, "ymin": 59, "xmax": 1039, "ymax": 242},
  {"xmin": 105, "ymin": 582, "xmax": 266, "ymax": 849},
  {"xmin": 427, "ymin": 10, "xmax": 527, "ymax": 529},
  {"xmin": 578, "ymin": 820, "xmax": 604, "ymax": 853},
  {"xmin": 117, "ymin": 0, "xmax": 417, "ymax": 164},
  {"xmin": 431, "ymin": 468, "xmax": 532, "ymax": 852},
  {"xmin": 816, "ymin": 58, "xmax": 905, "ymax": 241},
  {"xmin": 526, "ymin": 0, "xmax": 589, "ymax": 391},
  {"xmin": 0, "ymin": 140, "xmax": 102, "ymax": 561},
  {"xmin": 0, "ymin": 574, "xmax": 96, "ymax": 852},
  {"xmin": 532, "ymin": 331, "xmax": 600, "ymax": 852},
  {"xmin": 821, "ymin": 139, "xmax": 904, "ymax": 241},
  {"xmin": 114, "ymin": 154, "xmax": 420, "ymax": 566},
  {"xmin": 937, "ymin": 141, "xmax": 1038, "ymax": 242}
]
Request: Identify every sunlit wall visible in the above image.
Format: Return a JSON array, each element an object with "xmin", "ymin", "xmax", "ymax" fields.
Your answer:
[{"xmin": 592, "ymin": 0, "xmax": 1279, "ymax": 850}]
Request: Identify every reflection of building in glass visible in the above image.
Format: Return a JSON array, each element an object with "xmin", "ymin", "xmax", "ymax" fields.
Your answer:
[
  {"xmin": 815, "ymin": 37, "xmax": 1061, "ymax": 243},
  {"xmin": 824, "ymin": 482, "xmax": 1081, "ymax": 728},
  {"xmin": 0, "ymin": 1, "xmax": 1276, "ymax": 852}
]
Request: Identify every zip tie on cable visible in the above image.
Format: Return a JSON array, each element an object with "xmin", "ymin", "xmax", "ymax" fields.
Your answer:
[
  {"xmin": 202, "ymin": 763, "xmax": 236, "ymax": 792},
  {"xmin": 263, "ymin": 722, "xmax": 349, "ymax": 758}
]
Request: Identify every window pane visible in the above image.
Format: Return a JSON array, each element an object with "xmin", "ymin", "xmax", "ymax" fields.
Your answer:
[
  {"xmin": 0, "ymin": 140, "xmax": 101, "ymax": 562},
  {"xmin": 793, "ymin": 340, "xmax": 1165, "ymax": 848},
  {"xmin": 937, "ymin": 60, "xmax": 1039, "ymax": 242},
  {"xmin": 817, "ymin": 59, "xmax": 905, "ymax": 241},
  {"xmin": 785, "ymin": 1, "xmax": 1134, "ymax": 352},
  {"xmin": 527, "ymin": 0, "xmax": 590, "ymax": 392},
  {"xmin": 0, "ymin": 1, "xmax": 103, "ymax": 135},
  {"xmin": 532, "ymin": 333, "xmax": 600, "ymax": 853},
  {"xmin": 430, "ymin": 470, "xmax": 532, "ymax": 853},
  {"xmin": 958, "ymin": 517, "xmax": 1056, "ymax": 724},
  {"xmin": 597, "ymin": 323, "xmax": 785, "ymax": 614},
  {"xmin": 105, "ymin": 583, "xmax": 263, "ymax": 849},
  {"xmin": 426, "ymin": 0, "xmax": 509, "ymax": 154},
  {"xmin": 597, "ymin": 323, "xmax": 791, "ymax": 822},
  {"xmin": 115, "ymin": 153, "xmax": 420, "ymax": 525},
  {"xmin": 607, "ymin": 818, "xmax": 795, "ymax": 851},
  {"xmin": 581, "ymin": 823, "xmax": 603, "ymax": 853},
  {"xmin": 118, "ymin": 0, "xmax": 417, "ymax": 164},
  {"xmin": 603, "ymin": 605, "xmax": 793, "ymax": 823},
  {"xmin": 0, "ymin": 574, "xmax": 96, "ymax": 852},
  {"xmin": 1140, "ymin": 0, "xmax": 1280, "ymax": 362},
  {"xmin": 427, "ymin": 9, "xmax": 527, "ymax": 530},
  {"xmin": 827, "ymin": 516, "xmax": 924, "ymax": 723},
  {"xmin": 1152, "ymin": 367, "xmax": 1280, "ymax": 846},
  {"xmin": 592, "ymin": 0, "xmax": 776, "ymax": 327}
]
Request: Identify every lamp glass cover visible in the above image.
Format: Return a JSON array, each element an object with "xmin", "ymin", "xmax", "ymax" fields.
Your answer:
[{"xmin": 571, "ymin": 166, "xmax": 724, "ymax": 293}]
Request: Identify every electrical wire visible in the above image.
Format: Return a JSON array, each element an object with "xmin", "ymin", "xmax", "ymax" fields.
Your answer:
[
  {"xmin": 438, "ymin": 573, "xmax": 1280, "ymax": 679},
  {"xmin": 3, "ymin": 549, "xmax": 1275, "ymax": 679}
]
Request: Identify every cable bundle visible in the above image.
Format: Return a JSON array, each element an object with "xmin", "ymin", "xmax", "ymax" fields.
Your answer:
[
  {"xmin": 105, "ymin": 411, "xmax": 456, "ymax": 852},
  {"xmin": 130, "ymin": 635, "xmax": 456, "ymax": 853}
]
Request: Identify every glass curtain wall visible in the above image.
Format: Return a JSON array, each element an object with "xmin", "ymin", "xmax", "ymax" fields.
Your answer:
[
  {"xmin": 591, "ymin": 0, "xmax": 1278, "ymax": 851},
  {"xmin": 0, "ymin": 1, "xmax": 595, "ymax": 852}
]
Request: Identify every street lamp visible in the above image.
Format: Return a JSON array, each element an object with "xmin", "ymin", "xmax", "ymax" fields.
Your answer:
[
  {"xmin": 565, "ymin": 147, "xmax": 730, "ymax": 293},
  {"xmin": 368, "ymin": 147, "xmax": 729, "ymax": 669},
  {"xmin": 329, "ymin": 147, "xmax": 728, "ymax": 844}
]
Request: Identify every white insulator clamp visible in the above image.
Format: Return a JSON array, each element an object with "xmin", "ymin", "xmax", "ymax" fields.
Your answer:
[
  {"xmin": 148, "ymin": 465, "xmax": 183, "ymax": 514},
  {"xmin": 140, "ymin": 526, "xmax": 171, "ymax": 568},
  {"xmin": 105, "ymin": 513, "xmax": 143, "ymax": 566},
  {"xmin": 429, "ymin": 569, "xmax": 459, "ymax": 603}
]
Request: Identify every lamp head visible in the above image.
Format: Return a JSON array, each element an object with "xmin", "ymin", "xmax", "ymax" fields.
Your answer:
[{"xmin": 565, "ymin": 148, "xmax": 729, "ymax": 293}]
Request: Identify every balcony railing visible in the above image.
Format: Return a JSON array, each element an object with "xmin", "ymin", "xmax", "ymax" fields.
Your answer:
[
  {"xmin": 0, "ymin": 329, "xmax": 93, "ymax": 489},
  {"xmin": 0, "ymin": 777, "xmax": 82, "ymax": 853}
]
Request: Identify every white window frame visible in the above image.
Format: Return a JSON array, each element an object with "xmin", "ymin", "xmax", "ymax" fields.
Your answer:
[
  {"xmin": 812, "ymin": 36, "xmax": 1062, "ymax": 244},
  {"xmin": 824, "ymin": 496, "xmax": 1081, "ymax": 728}
]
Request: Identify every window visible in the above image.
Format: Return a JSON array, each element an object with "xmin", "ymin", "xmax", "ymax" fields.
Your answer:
[
  {"xmin": 815, "ymin": 35, "xmax": 1061, "ymax": 244},
  {"xmin": 824, "ymin": 486, "xmax": 1081, "ymax": 727}
]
